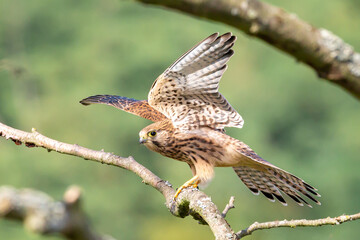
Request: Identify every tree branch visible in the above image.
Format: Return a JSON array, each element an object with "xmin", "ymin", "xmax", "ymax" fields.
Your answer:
[
  {"xmin": 236, "ymin": 212, "xmax": 360, "ymax": 239},
  {"xmin": 1, "ymin": 122, "xmax": 360, "ymax": 239},
  {"xmin": 0, "ymin": 185, "xmax": 115, "ymax": 240},
  {"xmin": 0, "ymin": 122, "xmax": 236, "ymax": 239},
  {"xmin": 136, "ymin": 0, "xmax": 360, "ymax": 99}
]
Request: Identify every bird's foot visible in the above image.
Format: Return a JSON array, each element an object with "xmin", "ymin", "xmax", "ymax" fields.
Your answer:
[{"xmin": 173, "ymin": 176, "xmax": 200, "ymax": 200}]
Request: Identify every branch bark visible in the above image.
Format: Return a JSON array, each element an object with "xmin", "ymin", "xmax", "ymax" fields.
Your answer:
[
  {"xmin": 0, "ymin": 185, "xmax": 115, "ymax": 240},
  {"xmin": 136, "ymin": 0, "xmax": 360, "ymax": 99},
  {"xmin": 1, "ymin": 122, "xmax": 360, "ymax": 239},
  {"xmin": 237, "ymin": 213, "xmax": 360, "ymax": 239}
]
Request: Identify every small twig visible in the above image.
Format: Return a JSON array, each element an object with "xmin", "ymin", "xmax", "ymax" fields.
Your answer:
[
  {"xmin": 221, "ymin": 196, "xmax": 235, "ymax": 218},
  {"xmin": 236, "ymin": 212, "xmax": 360, "ymax": 239}
]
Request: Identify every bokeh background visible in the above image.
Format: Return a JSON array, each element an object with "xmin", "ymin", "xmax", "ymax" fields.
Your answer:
[{"xmin": 1, "ymin": 0, "xmax": 360, "ymax": 239}]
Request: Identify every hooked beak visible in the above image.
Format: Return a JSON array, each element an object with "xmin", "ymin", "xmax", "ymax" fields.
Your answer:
[{"xmin": 139, "ymin": 137, "xmax": 147, "ymax": 144}]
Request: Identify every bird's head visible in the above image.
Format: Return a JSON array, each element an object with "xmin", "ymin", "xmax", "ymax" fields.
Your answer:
[{"xmin": 139, "ymin": 120, "xmax": 174, "ymax": 153}]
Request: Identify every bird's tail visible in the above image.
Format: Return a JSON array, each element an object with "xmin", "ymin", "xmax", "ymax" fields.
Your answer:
[{"xmin": 232, "ymin": 142, "xmax": 321, "ymax": 207}]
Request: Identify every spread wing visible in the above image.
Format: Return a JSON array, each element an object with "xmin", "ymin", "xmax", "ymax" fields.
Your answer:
[
  {"xmin": 80, "ymin": 95, "xmax": 167, "ymax": 122},
  {"xmin": 234, "ymin": 142, "xmax": 321, "ymax": 207},
  {"xmin": 148, "ymin": 32, "xmax": 243, "ymax": 131}
]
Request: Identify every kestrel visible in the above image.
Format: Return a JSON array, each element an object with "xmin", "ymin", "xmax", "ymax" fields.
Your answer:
[{"xmin": 80, "ymin": 33, "xmax": 321, "ymax": 207}]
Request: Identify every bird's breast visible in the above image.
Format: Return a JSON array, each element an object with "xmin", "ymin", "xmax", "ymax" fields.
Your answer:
[{"xmin": 163, "ymin": 130, "xmax": 233, "ymax": 166}]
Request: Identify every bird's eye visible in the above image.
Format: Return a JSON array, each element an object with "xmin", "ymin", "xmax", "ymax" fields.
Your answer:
[{"xmin": 148, "ymin": 131, "xmax": 157, "ymax": 137}]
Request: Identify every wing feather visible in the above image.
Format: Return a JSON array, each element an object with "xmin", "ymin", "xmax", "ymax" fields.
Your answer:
[
  {"xmin": 148, "ymin": 33, "xmax": 243, "ymax": 131},
  {"xmin": 80, "ymin": 95, "xmax": 167, "ymax": 122}
]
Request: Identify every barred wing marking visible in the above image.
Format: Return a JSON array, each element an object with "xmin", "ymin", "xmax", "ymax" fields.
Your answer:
[
  {"xmin": 80, "ymin": 95, "xmax": 167, "ymax": 122},
  {"xmin": 234, "ymin": 142, "xmax": 321, "ymax": 207},
  {"xmin": 148, "ymin": 33, "xmax": 244, "ymax": 131}
]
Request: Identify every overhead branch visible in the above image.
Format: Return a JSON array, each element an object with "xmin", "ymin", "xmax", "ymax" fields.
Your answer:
[
  {"xmin": 0, "ymin": 185, "xmax": 115, "ymax": 240},
  {"xmin": 136, "ymin": 0, "xmax": 360, "ymax": 99},
  {"xmin": 237, "ymin": 213, "xmax": 360, "ymax": 239}
]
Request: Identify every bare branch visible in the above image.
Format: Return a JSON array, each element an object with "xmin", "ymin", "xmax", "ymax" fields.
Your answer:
[
  {"xmin": 0, "ymin": 122, "xmax": 236, "ymax": 239},
  {"xmin": 136, "ymin": 0, "xmax": 360, "ymax": 99},
  {"xmin": 1, "ymin": 122, "xmax": 360, "ymax": 239},
  {"xmin": 221, "ymin": 196, "xmax": 235, "ymax": 218},
  {"xmin": 236, "ymin": 213, "xmax": 360, "ymax": 239},
  {"xmin": 0, "ymin": 185, "xmax": 115, "ymax": 240}
]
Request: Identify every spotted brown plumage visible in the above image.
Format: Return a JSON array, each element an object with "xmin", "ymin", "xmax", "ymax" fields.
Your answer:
[
  {"xmin": 148, "ymin": 32, "xmax": 243, "ymax": 131},
  {"xmin": 80, "ymin": 33, "xmax": 321, "ymax": 207}
]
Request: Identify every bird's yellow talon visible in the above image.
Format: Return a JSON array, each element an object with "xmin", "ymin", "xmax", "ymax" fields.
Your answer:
[{"xmin": 173, "ymin": 176, "xmax": 200, "ymax": 200}]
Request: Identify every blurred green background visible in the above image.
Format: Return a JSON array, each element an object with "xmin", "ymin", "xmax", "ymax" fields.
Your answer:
[{"xmin": 1, "ymin": 0, "xmax": 359, "ymax": 239}]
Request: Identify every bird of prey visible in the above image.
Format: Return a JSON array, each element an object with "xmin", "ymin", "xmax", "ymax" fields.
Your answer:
[{"xmin": 80, "ymin": 33, "xmax": 321, "ymax": 207}]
